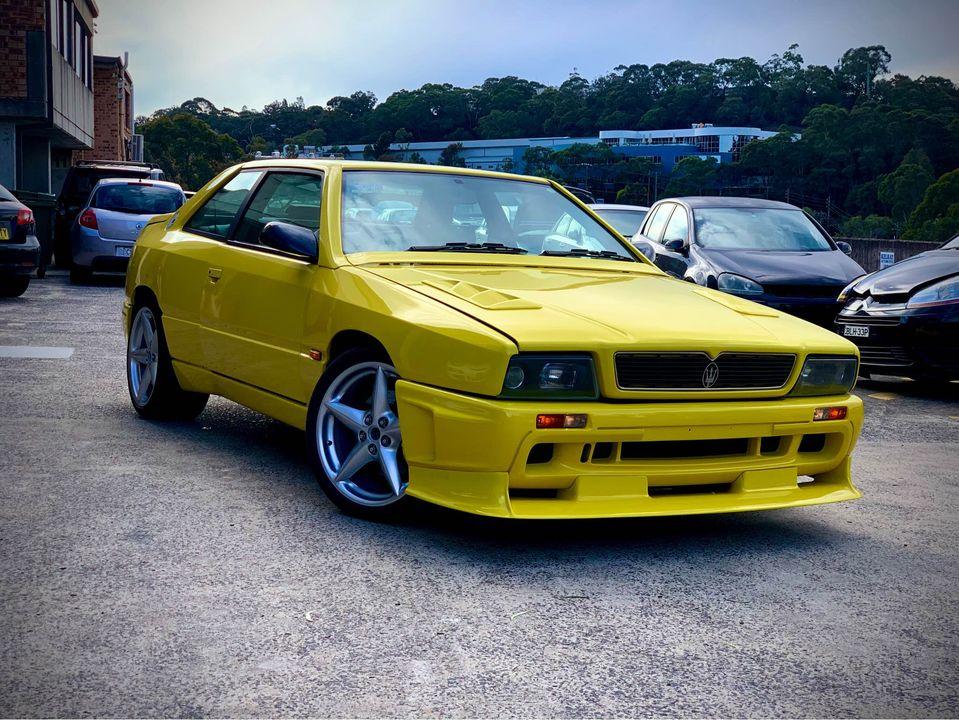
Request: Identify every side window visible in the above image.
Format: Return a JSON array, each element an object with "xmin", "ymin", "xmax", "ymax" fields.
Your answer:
[
  {"xmin": 644, "ymin": 203, "xmax": 674, "ymax": 243},
  {"xmin": 232, "ymin": 172, "xmax": 322, "ymax": 247},
  {"xmin": 185, "ymin": 171, "xmax": 263, "ymax": 238},
  {"xmin": 662, "ymin": 205, "xmax": 689, "ymax": 244}
]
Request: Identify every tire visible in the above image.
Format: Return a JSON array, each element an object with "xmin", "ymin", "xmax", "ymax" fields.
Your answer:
[
  {"xmin": 0, "ymin": 276, "xmax": 29, "ymax": 298},
  {"xmin": 127, "ymin": 301, "xmax": 209, "ymax": 421},
  {"xmin": 70, "ymin": 266, "xmax": 92, "ymax": 284},
  {"xmin": 306, "ymin": 347, "xmax": 412, "ymax": 520}
]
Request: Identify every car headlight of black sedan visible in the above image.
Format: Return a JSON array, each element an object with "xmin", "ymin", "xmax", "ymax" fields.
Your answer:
[{"xmin": 905, "ymin": 276, "xmax": 959, "ymax": 309}]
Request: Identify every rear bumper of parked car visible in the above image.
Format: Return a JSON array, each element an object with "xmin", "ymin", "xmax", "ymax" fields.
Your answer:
[
  {"xmin": 0, "ymin": 235, "xmax": 40, "ymax": 276},
  {"xmin": 835, "ymin": 308, "xmax": 959, "ymax": 379},
  {"xmin": 396, "ymin": 381, "xmax": 863, "ymax": 519},
  {"xmin": 71, "ymin": 225, "xmax": 134, "ymax": 271}
]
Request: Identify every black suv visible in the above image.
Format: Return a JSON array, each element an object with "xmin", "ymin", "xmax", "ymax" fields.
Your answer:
[{"xmin": 54, "ymin": 160, "xmax": 163, "ymax": 267}]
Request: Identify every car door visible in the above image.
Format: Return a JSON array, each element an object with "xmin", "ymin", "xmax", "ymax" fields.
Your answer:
[
  {"xmin": 202, "ymin": 170, "xmax": 324, "ymax": 403},
  {"xmin": 162, "ymin": 169, "xmax": 264, "ymax": 368},
  {"xmin": 657, "ymin": 204, "xmax": 692, "ymax": 278}
]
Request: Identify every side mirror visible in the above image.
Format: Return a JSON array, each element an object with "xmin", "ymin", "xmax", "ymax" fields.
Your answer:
[
  {"xmin": 836, "ymin": 241, "xmax": 852, "ymax": 256},
  {"xmin": 632, "ymin": 238, "xmax": 656, "ymax": 262},
  {"xmin": 260, "ymin": 221, "xmax": 318, "ymax": 261},
  {"xmin": 663, "ymin": 238, "xmax": 686, "ymax": 253}
]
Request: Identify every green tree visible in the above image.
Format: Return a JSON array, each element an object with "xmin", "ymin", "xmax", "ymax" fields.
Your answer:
[
  {"xmin": 903, "ymin": 169, "xmax": 959, "ymax": 242},
  {"xmin": 663, "ymin": 157, "xmax": 720, "ymax": 197},
  {"xmin": 839, "ymin": 215, "xmax": 896, "ymax": 239},
  {"xmin": 877, "ymin": 160, "xmax": 934, "ymax": 221},
  {"xmin": 140, "ymin": 112, "xmax": 243, "ymax": 190}
]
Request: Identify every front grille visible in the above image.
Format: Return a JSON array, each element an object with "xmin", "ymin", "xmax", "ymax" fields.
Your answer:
[
  {"xmin": 765, "ymin": 284, "xmax": 843, "ymax": 299},
  {"xmin": 615, "ymin": 352, "xmax": 796, "ymax": 390},
  {"xmin": 835, "ymin": 314, "xmax": 902, "ymax": 327},
  {"xmin": 858, "ymin": 345, "xmax": 912, "ymax": 367}
]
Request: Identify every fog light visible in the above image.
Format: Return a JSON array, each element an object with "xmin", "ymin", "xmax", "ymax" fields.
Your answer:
[
  {"xmin": 536, "ymin": 413, "xmax": 588, "ymax": 429},
  {"xmin": 813, "ymin": 406, "xmax": 847, "ymax": 421}
]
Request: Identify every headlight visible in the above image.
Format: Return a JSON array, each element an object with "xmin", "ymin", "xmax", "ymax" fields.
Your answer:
[
  {"xmin": 905, "ymin": 276, "xmax": 959, "ymax": 308},
  {"xmin": 500, "ymin": 354, "xmax": 598, "ymax": 399},
  {"xmin": 790, "ymin": 355, "xmax": 859, "ymax": 397},
  {"xmin": 717, "ymin": 273, "xmax": 764, "ymax": 296},
  {"xmin": 837, "ymin": 274, "xmax": 867, "ymax": 302}
]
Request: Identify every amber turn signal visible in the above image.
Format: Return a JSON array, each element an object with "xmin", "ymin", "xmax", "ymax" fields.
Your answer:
[
  {"xmin": 536, "ymin": 413, "xmax": 588, "ymax": 429},
  {"xmin": 813, "ymin": 406, "xmax": 847, "ymax": 421}
]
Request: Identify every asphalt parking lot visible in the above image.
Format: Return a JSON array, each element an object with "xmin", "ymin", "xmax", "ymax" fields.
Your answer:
[{"xmin": 1, "ymin": 272, "xmax": 958, "ymax": 718}]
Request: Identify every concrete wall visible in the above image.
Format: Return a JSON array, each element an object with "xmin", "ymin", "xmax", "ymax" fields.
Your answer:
[{"xmin": 838, "ymin": 237, "xmax": 941, "ymax": 273}]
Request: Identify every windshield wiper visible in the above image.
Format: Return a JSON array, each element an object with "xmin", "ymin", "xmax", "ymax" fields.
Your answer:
[
  {"xmin": 540, "ymin": 248, "xmax": 634, "ymax": 262},
  {"xmin": 407, "ymin": 242, "xmax": 527, "ymax": 254}
]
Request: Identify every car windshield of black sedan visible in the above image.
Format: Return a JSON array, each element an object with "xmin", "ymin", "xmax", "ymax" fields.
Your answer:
[
  {"xmin": 341, "ymin": 170, "xmax": 634, "ymax": 259},
  {"xmin": 693, "ymin": 208, "xmax": 833, "ymax": 251}
]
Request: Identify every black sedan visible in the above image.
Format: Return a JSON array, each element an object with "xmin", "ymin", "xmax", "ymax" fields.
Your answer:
[
  {"xmin": 633, "ymin": 197, "xmax": 865, "ymax": 326},
  {"xmin": 835, "ymin": 235, "xmax": 959, "ymax": 382},
  {"xmin": 0, "ymin": 183, "xmax": 40, "ymax": 298}
]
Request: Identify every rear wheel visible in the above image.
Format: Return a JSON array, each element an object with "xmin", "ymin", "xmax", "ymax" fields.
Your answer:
[
  {"xmin": 307, "ymin": 348, "xmax": 410, "ymax": 520},
  {"xmin": 127, "ymin": 303, "xmax": 208, "ymax": 420},
  {"xmin": 0, "ymin": 276, "xmax": 29, "ymax": 298}
]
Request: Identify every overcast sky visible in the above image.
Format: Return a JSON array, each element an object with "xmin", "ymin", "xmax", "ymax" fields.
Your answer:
[{"xmin": 94, "ymin": 0, "xmax": 959, "ymax": 117}]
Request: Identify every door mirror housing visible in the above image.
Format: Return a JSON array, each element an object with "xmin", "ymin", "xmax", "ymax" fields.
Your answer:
[
  {"xmin": 663, "ymin": 237, "xmax": 686, "ymax": 253},
  {"xmin": 631, "ymin": 238, "xmax": 656, "ymax": 262},
  {"xmin": 259, "ymin": 221, "xmax": 318, "ymax": 261},
  {"xmin": 836, "ymin": 240, "xmax": 852, "ymax": 256}
]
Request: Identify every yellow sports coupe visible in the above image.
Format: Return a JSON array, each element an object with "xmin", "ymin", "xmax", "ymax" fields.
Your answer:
[{"xmin": 124, "ymin": 160, "xmax": 863, "ymax": 520}]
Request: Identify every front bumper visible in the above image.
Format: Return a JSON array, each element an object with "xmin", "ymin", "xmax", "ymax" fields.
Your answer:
[
  {"xmin": 0, "ymin": 236, "xmax": 40, "ymax": 276},
  {"xmin": 396, "ymin": 381, "xmax": 863, "ymax": 519},
  {"xmin": 71, "ymin": 225, "xmax": 133, "ymax": 271},
  {"xmin": 835, "ymin": 307, "xmax": 959, "ymax": 378}
]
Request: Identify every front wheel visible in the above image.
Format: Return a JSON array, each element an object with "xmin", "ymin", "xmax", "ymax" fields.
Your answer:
[
  {"xmin": 307, "ymin": 349, "xmax": 411, "ymax": 520},
  {"xmin": 127, "ymin": 303, "xmax": 208, "ymax": 420},
  {"xmin": 0, "ymin": 276, "xmax": 29, "ymax": 297}
]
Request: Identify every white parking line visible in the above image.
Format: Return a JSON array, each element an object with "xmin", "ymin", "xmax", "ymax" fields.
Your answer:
[{"xmin": 0, "ymin": 346, "xmax": 74, "ymax": 359}]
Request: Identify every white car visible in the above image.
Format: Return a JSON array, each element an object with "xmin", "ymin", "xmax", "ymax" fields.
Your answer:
[{"xmin": 589, "ymin": 203, "xmax": 650, "ymax": 239}]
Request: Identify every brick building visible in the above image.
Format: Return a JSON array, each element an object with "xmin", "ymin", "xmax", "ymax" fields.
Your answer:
[
  {"xmin": 76, "ymin": 55, "xmax": 135, "ymax": 163},
  {"xmin": 0, "ymin": 0, "xmax": 98, "ymax": 195}
]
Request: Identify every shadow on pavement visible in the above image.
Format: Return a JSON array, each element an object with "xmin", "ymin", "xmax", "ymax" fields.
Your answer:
[{"xmin": 856, "ymin": 374, "xmax": 959, "ymax": 401}]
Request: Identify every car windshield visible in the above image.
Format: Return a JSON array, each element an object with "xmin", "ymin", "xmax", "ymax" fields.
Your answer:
[
  {"xmin": 93, "ymin": 184, "xmax": 183, "ymax": 214},
  {"xmin": 693, "ymin": 208, "xmax": 833, "ymax": 251},
  {"xmin": 341, "ymin": 170, "xmax": 635, "ymax": 260},
  {"xmin": 592, "ymin": 208, "xmax": 648, "ymax": 237}
]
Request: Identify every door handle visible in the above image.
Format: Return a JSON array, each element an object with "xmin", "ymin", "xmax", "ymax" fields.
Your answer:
[{"xmin": 208, "ymin": 267, "xmax": 222, "ymax": 283}]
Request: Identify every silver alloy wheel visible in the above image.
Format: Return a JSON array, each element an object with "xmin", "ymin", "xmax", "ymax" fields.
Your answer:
[
  {"xmin": 317, "ymin": 362, "xmax": 406, "ymax": 507},
  {"xmin": 128, "ymin": 306, "xmax": 159, "ymax": 408}
]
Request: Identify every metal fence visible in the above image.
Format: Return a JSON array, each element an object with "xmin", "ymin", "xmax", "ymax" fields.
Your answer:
[{"xmin": 836, "ymin": 237, "xmax": 939, "ymax": 273}]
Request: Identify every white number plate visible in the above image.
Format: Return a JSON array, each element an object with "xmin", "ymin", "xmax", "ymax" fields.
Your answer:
[
  {"xmin": 843, "ymin": 325, "xmax": 869, "ymax": 338},
  {"xmin": 115, "ymin": 246, "xmax": 133, "ymax": 258}
]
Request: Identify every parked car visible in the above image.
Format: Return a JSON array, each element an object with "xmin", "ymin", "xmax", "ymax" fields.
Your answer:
[
  {"xmin": 589, "ymin": 203, "xmax": 650, "ymax": 238},
  {"xmin": 70, "ymin": 178, "xmax": 185, "ymax": 283},
  {"xmin": 0, "ymin": 182, "xmax": 40, "ymax": 298},
  {"xmin": 54, "ymin": 160, "xmax": 163, "ymax": 267},
  {"xmin": 835, "ymin": 234, "xmax": 958, "ymax": 382},
  {"xmin": 124, "ymin": 160, "xmax": 863, "ymax": 521},
  {"xmin": 633, "ymin": 197, "xmax": 865, "ymax": 325}
]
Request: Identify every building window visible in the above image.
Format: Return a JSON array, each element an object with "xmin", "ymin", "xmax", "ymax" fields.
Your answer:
[{"xmin": 124, "ymin": 89, "xmax": 132, "ymax": 132}]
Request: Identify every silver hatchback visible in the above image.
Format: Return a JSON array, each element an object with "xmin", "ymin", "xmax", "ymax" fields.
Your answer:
[{"xmin": 70, "ymin": 178, "xmax": 185, "ymax": 282}]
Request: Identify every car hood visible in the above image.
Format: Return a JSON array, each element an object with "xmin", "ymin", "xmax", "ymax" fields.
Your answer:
[
  {"xmin": 853, "ymin": 249, "xmax": 959, "ymax": 298},
  {"xmin": 362, "ymin": 263, "xmax": 846, "ymax": 354},
  {"xmin": 699, "ymin": 248, "xmax": 864, "ymax": 286}
]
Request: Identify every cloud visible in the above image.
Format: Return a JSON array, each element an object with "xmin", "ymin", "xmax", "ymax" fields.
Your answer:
[{"xmin": 93, "ymin": 0, "xmax": 959, "ymax": 117}]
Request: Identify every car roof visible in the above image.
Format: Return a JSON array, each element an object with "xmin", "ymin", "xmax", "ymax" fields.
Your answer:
[
  {"xmin": 664, "ymin": 196, "xmax": 798, "ymax": 210},
  {"xmin": 235, "ymin": 158, "xmax": 552, "ymax": 184},
  {"xmin": 91, "ymin": 178, "xmax": 182, "ymax": 190},
  {"xmin": 73, "ymin": 164, "xmax": 154, "ymax": 173},
  {"xmin": 589, "ymin": 203, "xmax": 650, "ymax": 211}
]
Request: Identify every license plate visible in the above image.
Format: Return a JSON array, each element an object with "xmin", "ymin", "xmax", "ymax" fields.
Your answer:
[
  {"xmin": 115, "ymin": 245, "xmax": 133, "ymax": 258},
  {"xmin": 0, "ymin": 227, "xmax": 8, "ymax": 240},
  {"xmin": 843, "ymin": 325, "xmax": 869, "ymax": 338}
]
